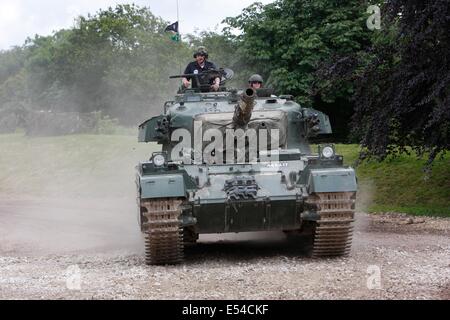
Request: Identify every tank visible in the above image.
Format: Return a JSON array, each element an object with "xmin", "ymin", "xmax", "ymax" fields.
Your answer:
[{"xmin": 136, "ymin": 69, "xmax": 357, "ymax": 265}]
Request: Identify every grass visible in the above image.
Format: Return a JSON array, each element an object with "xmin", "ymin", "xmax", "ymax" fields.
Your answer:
[
  {"xmin": 0, "ymin": 133, "xmax": 159, "ymax": 198},
  {"xmin": 335, "ymin": 144, "xmax": 450, "ymax": 217},
  {"xmin": 0, "ymin": 133, "xmax": 448, "ymax": 216}
]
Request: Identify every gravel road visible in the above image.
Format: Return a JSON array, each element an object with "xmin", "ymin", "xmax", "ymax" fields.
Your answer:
[{"xmin": 0, "ymin": 197, "xmax": 449, "ymax": 300}]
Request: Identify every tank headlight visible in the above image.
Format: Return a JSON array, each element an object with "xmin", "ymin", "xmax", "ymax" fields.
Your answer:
[
  {"xmin": 321, "ymin": 146, "xmax": 335, "ymax": 159},
  {"xmin": 153, "ymin": 154, "xmax": 166, "ymax": 167}
]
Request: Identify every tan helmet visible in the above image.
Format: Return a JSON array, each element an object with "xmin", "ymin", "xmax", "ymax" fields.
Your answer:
[{"xmin": 248, "ymin": 74, "xmax": 264, "ymax": 84}]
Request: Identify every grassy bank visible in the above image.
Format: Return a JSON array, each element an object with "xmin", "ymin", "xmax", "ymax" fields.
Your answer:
[
  {"xmin": 0, "ymin": 134, "xmax": 448, "ymax": 216},
  {"xmin": 336, "ymin": 144, "xmax": 450, "ymax": 217}
]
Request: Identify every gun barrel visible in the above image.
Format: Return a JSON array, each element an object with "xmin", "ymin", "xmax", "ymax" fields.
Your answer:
[
  {"xmin": 169, "ymin": 74, "xmax": 197, "ymax": 79},
  {"xmin": 233, "ymin": 88, "xmax": 256, "ymax": 127}
]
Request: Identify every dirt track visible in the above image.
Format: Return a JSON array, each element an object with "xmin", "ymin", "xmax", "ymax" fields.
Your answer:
[{"xmin": 0, "ymin": 197, "xmax": 449, "ymax": 300}]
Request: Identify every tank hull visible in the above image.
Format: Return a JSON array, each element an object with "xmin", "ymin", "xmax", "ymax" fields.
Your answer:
[{"xmin": 137, "ymin": 159, "xmax": 357, "ymax": 235}]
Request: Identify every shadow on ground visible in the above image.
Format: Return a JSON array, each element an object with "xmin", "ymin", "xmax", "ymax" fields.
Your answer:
[{"xmin": 184, "ymin": 232, "xmax": 314, "ymax": 263}]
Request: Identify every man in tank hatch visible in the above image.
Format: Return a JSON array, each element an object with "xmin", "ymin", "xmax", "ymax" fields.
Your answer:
[{"xmin": 182, "ymin": 46, "xmax": 221, "ymax": 92}]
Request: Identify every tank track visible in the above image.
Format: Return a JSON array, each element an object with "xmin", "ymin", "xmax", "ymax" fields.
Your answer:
[
  {"xmin": 141, "ymin": 199, "xmax": 184, "ymax": 265},
  {"xmin": 308, "ymin": 192, "xmax": 356, "ymax": 258}
]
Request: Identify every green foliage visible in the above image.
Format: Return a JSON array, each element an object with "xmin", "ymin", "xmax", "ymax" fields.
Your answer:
[
  {"xmin": 224, "ymin": 0, "xmax": 370, "ymax": 104},
  {"xmin": 322, "ymin": 0, "xmax": 450, "ymax": 164},
  {"xmin": 0, "ymin": 47, "xmax": 28, "ymax": 110},
  {"xmin": 0, "ymin": 47, "xmax": 26, "ymax": 86},
  {"xmin": 224, "ymin": 0, "xmax": 372, "ymax": 139},
  {"xmin": 33, "ymin": 4, "xmax": 189, "ymax": 122},
  {"xmin": 0, "ymin": 4, "xmax": 192, "ymax": 128}
]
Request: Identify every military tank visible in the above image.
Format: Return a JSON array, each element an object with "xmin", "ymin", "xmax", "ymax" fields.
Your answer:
[{"xmin": 136, "ymin": 69, "xmax": 357, "ymax": 265}]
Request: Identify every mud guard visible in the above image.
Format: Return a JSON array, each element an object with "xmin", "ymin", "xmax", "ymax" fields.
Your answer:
[
  {"xmin": 140, "ymin": 174, "xmax": 186, "ymax": 199},
  {"xmin": 307, "ymin": 168, "xmax": 357, "ymax": 194}
]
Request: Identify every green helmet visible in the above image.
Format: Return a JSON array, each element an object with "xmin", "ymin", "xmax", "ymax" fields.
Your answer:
[
  {"xmin": 194, "ymin": 46, "xmax": 209, "ymax": 59},
  {"xmin": 248, "ymin": 74, "xmax": 264, "ymax": 83}
]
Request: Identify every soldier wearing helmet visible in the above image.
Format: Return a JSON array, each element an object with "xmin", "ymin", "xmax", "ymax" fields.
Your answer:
[
  {"xmin": 182, "ymin": 47, "xmax": 221, "ymax": 92},
  {"xmin": 248, "ymin": 74, "xmax": 264, "ymax": 90}
]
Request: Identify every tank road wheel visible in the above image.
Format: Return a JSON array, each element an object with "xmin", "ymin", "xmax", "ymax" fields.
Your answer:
[
  {"xmin": 307, "ymin": 192, "xmax": 356, "ymax": 258},
  {"xmin": 141, "ymin": 199, "xmax": 184, "ymax": 265}
]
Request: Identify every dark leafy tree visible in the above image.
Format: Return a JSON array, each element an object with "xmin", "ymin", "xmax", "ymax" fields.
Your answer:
[{"xmin": 323, "ymin": 0, "xmax": 449, "ymax": 165}]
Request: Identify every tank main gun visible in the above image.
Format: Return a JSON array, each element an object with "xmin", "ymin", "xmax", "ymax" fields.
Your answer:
[{"xmin": 233, "ymin": 88, "xmax": 257, "ymax": 127}]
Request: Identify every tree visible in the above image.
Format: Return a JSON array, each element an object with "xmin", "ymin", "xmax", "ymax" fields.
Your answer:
[
  {"xmin": 0, "ymin": 47, "xmax": 27, "ymax": 106},
  {"xmin": 224, "ymin": 0, "xmax": 372, "ymax": 140},
  {"xmin": 0, "ymin": 47, "xmax": 26, "ymax": 86},
  {"xmin": 22, "ymin": 4, "xmax": 191, "ymax": 124},
  {"xmin": 1, "ymin": 4, "xmax": 255, "ymax": 131},
  {"xmin": 323, "ymin": 0, "xmax": 449, "ymax": 165}
]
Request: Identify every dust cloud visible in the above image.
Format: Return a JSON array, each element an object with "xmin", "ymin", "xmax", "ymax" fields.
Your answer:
[
  {"xmin": 0, "ymin": 197, "xmax": 143, "ymax": 256},
  {"xmin": 0, "ymin": 47, "xmax": 269, "ymax": 258},
  {"xmin": 0, "ymin": 130, "xmax": 290, "ymax": 258},
  {"xmin": 0, "ymin": 135, "xmax": 376, "ymax": 257},
  {"xmin": 0, "ymin": 135, "xmax": 152, "ymax": 257},
  {"xmin": 354, "ymin": 179, "xmax": 376, "ymax": 232}
]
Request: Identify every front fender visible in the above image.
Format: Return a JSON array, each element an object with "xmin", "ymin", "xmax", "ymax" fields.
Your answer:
[
  {"xmin": 139, "ymin": 174, "xmax": 187, "ymax": 199},
  {"xmin": 307, "ymin": 168, "xmax": 357, "ymax": 194}
]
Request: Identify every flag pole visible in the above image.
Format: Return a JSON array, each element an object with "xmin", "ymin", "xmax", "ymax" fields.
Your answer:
[
  {"xmin": 177, "ymin": 0, "xmax": 180, "ymax": 36},
  {"xmin": 177, "ymin": 0, "xmax": 182, "ymax": 74},
  {"xmin": 176, "ymin": 0, "xmax": 180, "ymax": 42}
]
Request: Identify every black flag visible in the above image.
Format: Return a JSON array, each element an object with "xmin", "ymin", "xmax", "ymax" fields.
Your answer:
[{"xmin": 165, "ymin": 21, "xmax": 179, "ymax": 33}]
